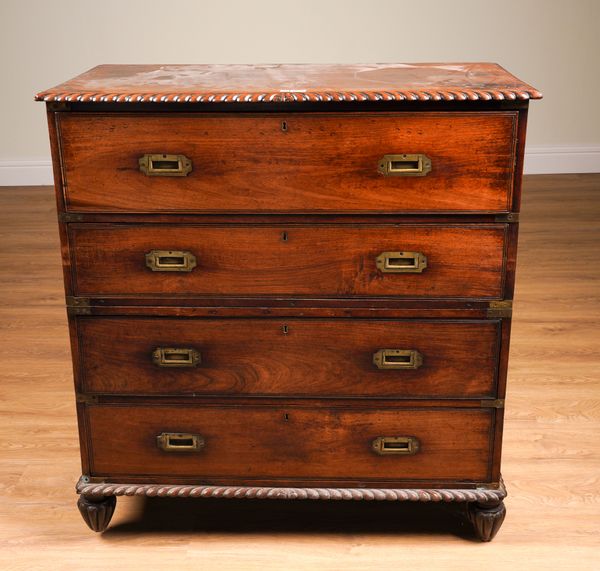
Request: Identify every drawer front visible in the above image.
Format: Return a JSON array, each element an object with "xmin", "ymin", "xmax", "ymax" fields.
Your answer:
[
  {"xmin": 87, "ymin": 405, "xmax": 493, "ymax": 481},
  {"xmin": 70, "ymin": 224, "xmax": 506, "ymax": 298},
  {"xmin": 78, "ymin": 318, "xmax": 499, "ymax": 398},
  {"xmin": 58, "ymin": 112, "xmax": 516, "ymax": 213}
]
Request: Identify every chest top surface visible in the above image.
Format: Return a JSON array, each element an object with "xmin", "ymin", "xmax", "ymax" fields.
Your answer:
[{"xmin": 36, "ymin": 62, "xmax": 542, "ymax": 104}]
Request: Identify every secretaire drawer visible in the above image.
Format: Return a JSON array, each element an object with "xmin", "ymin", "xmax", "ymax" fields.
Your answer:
[
  {"xmin": 57, "ymin": 112, "xmax": 517, "ymax": 213},
  {"xmin": 69, "ymin": 224, "xmax": 507, "ymax": 298},
  {"xmin": 86, "ymin": 404, "xmax": 493, "ymax": 481},
  {"xmin": 77, "ymin": 317, "xmax": 500, "ymax": 398}
]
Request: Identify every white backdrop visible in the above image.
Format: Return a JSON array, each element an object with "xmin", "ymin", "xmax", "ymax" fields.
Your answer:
[{"xmin": 1, "ymin": 0, "xmax": 599, "ymax": 184}]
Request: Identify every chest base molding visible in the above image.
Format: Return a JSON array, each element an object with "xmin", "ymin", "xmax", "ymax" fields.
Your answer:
[
  {"xmin": 76, "ymin": 476, "xmax": 506, "ymax": 502},
  {"xmin": 76, "ymin": 476, "xmax": 506, "ymax": 540}
]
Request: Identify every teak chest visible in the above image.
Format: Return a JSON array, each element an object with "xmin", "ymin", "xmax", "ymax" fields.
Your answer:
[{"xmin": 37, "ymin": 63, "xmax": 541, "ymax": 541}]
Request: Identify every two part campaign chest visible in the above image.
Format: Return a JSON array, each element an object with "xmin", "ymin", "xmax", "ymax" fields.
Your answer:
[{"xmin": 36, "ymin": 63, "xmax": 540, "ymax": 540}]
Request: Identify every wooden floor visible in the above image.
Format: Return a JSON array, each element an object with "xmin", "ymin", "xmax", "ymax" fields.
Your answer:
[{"xmin": 0, "ymin": 175, "xmax": 598, "ymax": 570}]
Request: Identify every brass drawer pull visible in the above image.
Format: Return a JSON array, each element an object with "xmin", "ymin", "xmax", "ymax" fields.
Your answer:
[
  {"xmin": 373, "ymin": 349, "xmax": 423, "ymax": 370},
  {"xmin": 156, "ymin": 432, "xmax": 204, "ymax": 452},
  {"xmin": 377, "ymin": 154, "xmax": 431, "ymax": 176},
  {"xmin": 152, "ymin": 347, "xmax": 201, "ymax": 367},
  {"xmin": 145, "ymin": 250, "xmax": 197, "ymax": 272},
  {"xmin": 372, "ymin": 436, "xmax": 420, "ymax": 455},
  {"xmin": 139, "ymin": 154, "xmax": 192, "ymax": 176},
  {"xmin": 376, "ymin": 251, "xmax": 427, "ymax": 273}
]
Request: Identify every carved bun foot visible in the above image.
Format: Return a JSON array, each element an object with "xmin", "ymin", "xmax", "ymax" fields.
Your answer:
[
  {"xmin": 77, "ymin": 494, "xmax": 116, "ymax": 532},
  {"xmin": 468, "ymin": 499, "xmax": 506, "ymax": 542}
]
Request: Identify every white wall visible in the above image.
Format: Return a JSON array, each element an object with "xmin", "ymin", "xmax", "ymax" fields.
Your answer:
[{"xmin": 1, "ymin": 0, "xmax": 599, "ymax": 184}]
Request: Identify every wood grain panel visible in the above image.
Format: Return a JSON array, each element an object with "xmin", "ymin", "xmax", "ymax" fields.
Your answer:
[
  {"xmin": 78, "ymin": 317, "xmax": 500, "ymax": 398},
  {"xmin": 87, "ymin": 404, "xmax": 493, "ymax": 481},
  {"xmin": 58, "ymin": 112, "xmax": 516, "ymax": 213},
  {"xmin": 69, "ymin": 224, "xmax": 506, "ymax": 298}
]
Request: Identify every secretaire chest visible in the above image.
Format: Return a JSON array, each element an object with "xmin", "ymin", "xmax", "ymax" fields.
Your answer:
[{"xmin": 36, "ymin": 63, "xmax": 541, "ymax": 540}]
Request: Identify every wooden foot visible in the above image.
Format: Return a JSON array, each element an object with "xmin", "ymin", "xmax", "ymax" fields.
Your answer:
[
  {"xmin": 77, "ymin": 494, "xmax": 116, "ymax": 532},
  {"xmin": 468, "ymin": 499, "xmax": 506, "ymax": 542}
]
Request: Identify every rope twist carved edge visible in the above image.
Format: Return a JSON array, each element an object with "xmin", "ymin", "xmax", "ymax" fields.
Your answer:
[
  {"xmin": 76, "ymin": 479, "xmax": 506, "ymax": 503},
  {"xmin": 37, "ymin": 89, "xmax": 539, "ymax": 104}
]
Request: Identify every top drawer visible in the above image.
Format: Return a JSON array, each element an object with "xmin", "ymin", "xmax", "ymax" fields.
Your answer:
[{"xmin": 57, "ymin": 112, "xmax": 517, "ymax": 214}]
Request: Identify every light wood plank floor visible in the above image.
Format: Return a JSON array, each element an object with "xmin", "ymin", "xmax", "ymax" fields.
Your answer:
[{"xmin": 0, "ymin": 175, "xmax": 598, "ymax": 570}]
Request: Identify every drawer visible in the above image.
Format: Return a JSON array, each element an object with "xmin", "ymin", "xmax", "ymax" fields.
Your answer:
[
  {"xmin": 78, "ymin": 317, "xmax": 500, "ymax": 398},
  {"xmin": 86, "ymin": 404, "xmax": 493, "ymax": 481},
  {"xmin": 58, "ymin": 112, "xmax": 517, "ymax": 213},
  {"xmin": 69, "ymin": 224, "xmax": 506, "ymax": 298}
]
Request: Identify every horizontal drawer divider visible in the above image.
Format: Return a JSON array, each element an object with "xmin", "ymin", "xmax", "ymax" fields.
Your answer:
[{"xmin": 77, "ymin": 395, "xmax": 504, "ymax": 408}]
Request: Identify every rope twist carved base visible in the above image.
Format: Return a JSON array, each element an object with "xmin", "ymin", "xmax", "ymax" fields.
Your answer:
[{"xmin": 76, "ymin": 477, "xmax": 506, "ymax": 503}]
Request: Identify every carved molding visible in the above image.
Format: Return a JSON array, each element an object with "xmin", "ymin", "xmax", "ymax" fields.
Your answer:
[
  {"xmin": 36, "ymin": 63, "xmax": 542, "ymax": 105},
  {"xmin": 76, "ymin": 477, "xmax": 506, "ymax": 503},
  {"xmin": 37, "ymin": 89, "xmax": 539, "ymax": 104}
]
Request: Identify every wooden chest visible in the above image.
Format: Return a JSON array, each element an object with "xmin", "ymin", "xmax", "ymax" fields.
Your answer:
[{"xmin": 37, "ymin": 63, "xmax": 540, "ymax": 541}]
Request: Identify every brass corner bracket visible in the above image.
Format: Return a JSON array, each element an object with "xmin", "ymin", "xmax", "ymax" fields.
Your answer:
[
  {"xmin": 76, "ymin": 393, "xmax": 99, "ymax": 405},
  {"xmin": 59, "ymin": 212, "xmax": 85, "ymax": 223},
  {"xmin": 487, "ymin": 300, "xmax": 513, "ymax": 318},
  {"xmin": 480, "ymin": 399, "xmax": 505, "ymax": 409},
  {"xmin": 494, "ymin": 213, "xmax": 519, "ymax": 223},
  {"xmin": 66, "ymin": 296, "xmax": 91, "ymax": 315},
  {"xmin": 47, "ymin": 101, "xmax": 71, "ymax": 112}
]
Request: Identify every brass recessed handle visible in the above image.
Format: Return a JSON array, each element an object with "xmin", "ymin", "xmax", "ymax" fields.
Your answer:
[
  {"xmin": 152, "ymin": 347, "xmax": 201, "ymax": 368},
  {"xmin": 372, "ymin": 436, "xmax": 420, "ymax": 455},
  {"xmin": 139, "ymin": 154, "xmax": 192, "ymax": 176},
  {"xmin": 156, "ymin": 432, "xmax": 204, "ymax": 452},
  {"xmin": 145, "ymin": 250, "xmax": 197, "ymax": 272},
  {"xmin": 377, "ymin": 154, "xmax": 431, "ymax": 176},
  {"xmin": 376, "ymin": 251, "xmax": 427, "ymax": 273},
  {"xmin": 373, "ymin": 349, "xmax": 423, "ymax": 370}
]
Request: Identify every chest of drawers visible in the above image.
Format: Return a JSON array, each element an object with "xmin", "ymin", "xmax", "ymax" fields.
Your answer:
[{"xmin": 37, "ymin": 63, "xmax": 540, "ymax": 541}]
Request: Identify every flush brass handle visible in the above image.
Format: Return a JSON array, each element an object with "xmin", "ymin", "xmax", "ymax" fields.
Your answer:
[
  {"xmin": 377, "ymin": 154, "xmax": 431, "ymax": 176},
  {"xmin": 152, "ymin": 347, "xmax": 201, "ymax": 368},
  {"xmin": 145, "ymin": 250, "xmax": 197, "ymax": 272},
  {"xmin": 139, "ymin": 154, "xmax": 192, "ymax": 176},
  {"xmin": 373, "ymin": 349, "xmax": 423, "ymax": 370},
  {"xmin": 156, "ymin": 432, "xmax": 204, "ymax": 452},
  {"xmin": 376, "ymin": 251, "xmax": 427, "ymax": 273},
  {"xmin": 372, "ymin": 436, "xmax": 420, "ymax": 455}
]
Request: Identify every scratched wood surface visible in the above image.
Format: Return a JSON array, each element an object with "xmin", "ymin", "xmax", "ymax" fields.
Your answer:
[
  {"xmin": 0, "ymin": 175, "xmax": 598, "ymax": 569},
  {"xmin": 87, "ymin": 405, "xmax": 492, "ymax": 481},
  {"xmin": 35, "ymin": 62, "xmax": 543, "ymax": 103},
  {"xmin": 69, "ymin": 224, "xmax": 506, "ymax": 297},
  {"xmin": 58, "ymin": 112, "xmax": 516, "ymax": 213}
]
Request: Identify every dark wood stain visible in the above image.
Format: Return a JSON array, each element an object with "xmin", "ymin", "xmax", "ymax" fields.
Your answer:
[
  {"xmin": 78, "ymin": 317, "xmax": 500, "ymax": 398},
  {"xmin": 87, "ymin": 404, "xmax": 493, "ymax": 481}
]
